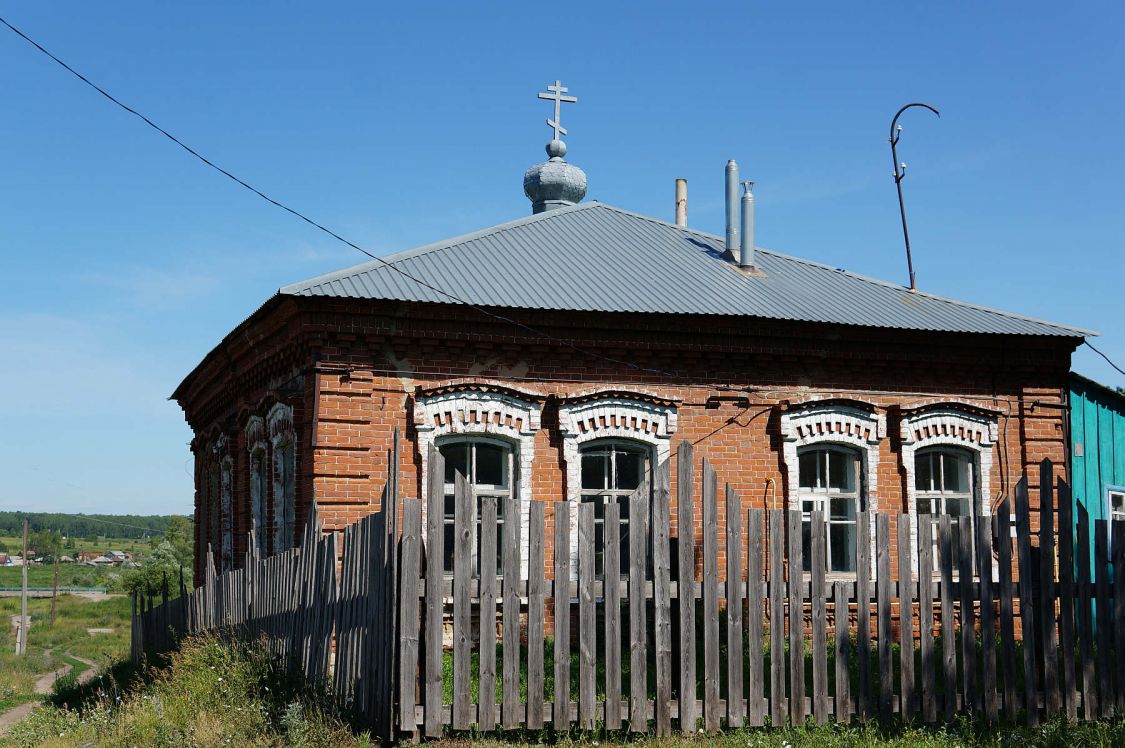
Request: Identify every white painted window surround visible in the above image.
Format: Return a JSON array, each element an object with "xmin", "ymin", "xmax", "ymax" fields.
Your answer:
[
  {"xmin": 414, "ymin": 384, "xmax": 543, "ymax": 576},
  {"xmin": 780, "ymin": 399, "xmax": 885, "ymax": 578},
  {"xmin": 901, "ymin": 403, "xmax": 999, "ymax": 574},
  {"xmin": 558, "ymin": 390, "xmax": 678, "ymax": 577}
]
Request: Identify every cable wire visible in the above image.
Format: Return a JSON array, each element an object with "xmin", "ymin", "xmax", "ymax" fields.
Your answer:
[
  {"xmin": 0, "ymin": 14, "xmax": 746, "ymax": 390},
  {"xmin": 1085, "ymin": 341, "xmax": 1125, "ymax": 378}
]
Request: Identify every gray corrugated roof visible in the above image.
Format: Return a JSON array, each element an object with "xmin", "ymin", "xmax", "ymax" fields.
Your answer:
[{"xmin": 282, "ymin": 202, "xmax": 1094, "ymax": 338}]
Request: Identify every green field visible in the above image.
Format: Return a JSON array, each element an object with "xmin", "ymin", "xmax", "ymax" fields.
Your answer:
[
  {"xmin": 0, "ymin": 564, "xmax": 118, "ymax": 591},
  {"xmin": 0, "ymin": 535, "xmax": 154, "ymax": 559},
  {"xmin": 0, "ymin": 593, "xmax": 130, "ymax": 714}
]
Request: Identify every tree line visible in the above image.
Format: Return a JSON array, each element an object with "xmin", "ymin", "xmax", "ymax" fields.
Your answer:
[{"xmin": 0, "ymin": 511, "xmax": 184, "ymax": 541}]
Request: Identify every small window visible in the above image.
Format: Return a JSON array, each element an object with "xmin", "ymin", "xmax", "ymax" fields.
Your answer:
[
  {"xmin": 580, "ymin": 440, "xmax": 650, "ymax": 576},
  {"xmin": 207, "ymin": 464, "xmax": 221, "ymax": 563},
  {"xmin": 798, "ymin": 445, "xmax": 863, "ymax": 575},
  {"xmin": 439, "ymin": 437, "xmax": 515, "ymax": 573},
  {"xmin": 916, "ymin": 447, "xmax": 978, "ymax": 575},
  {"xmin": 1107, "ymin": 487, "xmax": 1125, "ymax": 524}
]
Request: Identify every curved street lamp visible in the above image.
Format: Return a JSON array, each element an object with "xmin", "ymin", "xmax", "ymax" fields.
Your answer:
[{"xmin": 890, "ymin": 102, "xmax": 940, "ymax": 291}]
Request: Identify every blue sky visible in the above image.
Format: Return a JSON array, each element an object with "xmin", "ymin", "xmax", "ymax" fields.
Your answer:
[{"xmin": 0, "ymin": 2, "xmax": 1121, "ymax": 515}]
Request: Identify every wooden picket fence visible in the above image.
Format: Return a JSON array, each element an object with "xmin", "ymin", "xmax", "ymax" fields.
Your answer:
[{"xmin": 135, "ymin": 438, "xmax": 1125, "ymax": 740}]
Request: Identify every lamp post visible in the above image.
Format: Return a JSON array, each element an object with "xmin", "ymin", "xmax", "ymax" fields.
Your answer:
[{"xmin": 890, "ymin": 102, "xmax": 940, "ymax": 291}]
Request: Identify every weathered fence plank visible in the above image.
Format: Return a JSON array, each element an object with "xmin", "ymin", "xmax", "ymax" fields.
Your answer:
[
  {"xmin": 479, "ymin": 497, "xmax": 499, "ymax": 732},
  {"xmin": 1057, "ymin": 479, "xmax": 1078, "ymax": 720},
  {"xmin": 1114, "ymin": 521, "xmax": 1125, "ymax": 716},
  {"xmin": 957, "ymin": 516, "xmax": 978, "ymax": 714},
  {"xmin": 424, "ymin": 446, "xmax": 445, "ymax": 737},
  {"xmin": 897, "ymin": 515, "xmax": 915, "ymax": 721},
  {"xmin": 652, "ymin": 459, "xmax": 673, "ymax": 735},
  {"xmin": 1039, "ymin": 460, "xmax": 1060, "ymax": 717},
  {"xmin": 604, "ymin": 502, "xmax": 622, "ymax": 731},
  {"xmin": 833, "ymin": 581, "xmax": 850, "ymax": 722},
  {"xmin": 918, "ymin": 514, "xmax": 936, "ymax": 723},
  {"xmin": 630, "ymin": 479, "xmax": 650, "ymax": 732},
  {"xmin": 769, "ymin": 509, "xmax": 787, "ymax": 726},
  {"xmin": 398, "ymin": 499, "xmax": 421, "ymax": 734},
  {"xmin": 810, "ymin": 510, "xmax": 828, "ymax": 725},
  {"xmin": 1095, "ymin": 520, "xmax": 1112, "ymax": 718},
  {"xmin": 938, "ymin": 515, "xmax": 956, "ymax": 718},
  {"xmin": 876, "ymin": 513, "xmax": 892, "ymax": 721},
  {"xmin": 976, "ymin": 516, "xmax": 997, "ymax": 722},
  {"xmin": 727, "ymin": 485, "xmax": 746, "ymax": 728},
  {"xmin": 553, "ymin": 501, "xmax": 572, "ymax": 732},
  {"xmin": 856, "ymin": 510, "xmax": 872, "ymax": 721},
  {"xmin": 502, "ymin": 496, "xmax": 522, "ymax": 729},
  {"xmin": 578, "ymin": 502, "xmax": 596, "ymax": 730},
  {"xmin": 996, "ymin": 502, "xmax": 1017, "ymax": 721},
  {"xmin": 746, "ymin": 507, "xmax": 765, "ymax": 726},
  {"xmin": 452, "ymin": 473, "xmax": 473, "ymax": 730},
  {"xmin": 788, "ymin": 508, "xmax": 806, "ymax": 725},
  {"xmin": 1014, "ymin": 478, "xmax": 1040, "ymax": 726},
  {"xmin": 702, "ymin": 462, "xmax": 720, "ymax": 733},
  {"xmin": 526, "ymin": 499, "xmax": 544, "ymax": 724},
  {"xmin": 677, "ymin": 440, "xmax": 697, "ymax": 734},
  {"xmin": 1077, "ymin": 505, "xmax": 1095, "ymax": 719}
]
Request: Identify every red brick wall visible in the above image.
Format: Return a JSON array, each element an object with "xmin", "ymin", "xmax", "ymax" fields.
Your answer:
[{"xmin": 176, "ymin": 296, "xmax": 1076, "ymax": 586}]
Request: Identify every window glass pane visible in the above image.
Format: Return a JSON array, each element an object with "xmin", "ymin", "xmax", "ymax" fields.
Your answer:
[
  {"xmin": 830, "ymin": 523, "xmax": 857, "ymax": 573},
  {"xmin": 915, "ymin": 451, "xmax": 933, "ymax": 491},
  {"xmin": 799, "ymin": 450, "xmax": 818, "ymax": 489},
  {"xmin": 582, "ymin": 452, "xmax": 608, "ymax": 490},
  {"xmin": 440, "ymin": 442, "xmax": 469, "ymax": 484},
  {"xmin": 830, "ymin": 497, "xmax": 856, "ymax": 521},
  {"xmin": 828, "ymin": 450, "xmax": 856, "ymax": 492},
  {"xmin": 615, "ymin": 449, "xmax": 644, "ymax": 491},
  {"xmin": 444, "ymin": 493, "xmax": 456, "ymax": 519},
  {"xmin": 942, "ymin": 451, "xmax": 969, "ymax": 494},
  {"xmin": 801, "ymin": 521, "xmax": 812, "ymax": 572},
  {"xmin": 947, "ymin": 498, "xmax": 970, "ymax": 518},
  {"xmin": 475, "ymin": 442, "xmax": 508, "ymax": 487},
  {"xmin": 443, "ymin": 525, "xmax": 455, "ymax": 570}
]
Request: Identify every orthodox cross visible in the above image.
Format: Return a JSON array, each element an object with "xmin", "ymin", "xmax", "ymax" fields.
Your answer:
[{"xmin": 538, "ymin": 80, "xmax": 577, "ymax": 140}]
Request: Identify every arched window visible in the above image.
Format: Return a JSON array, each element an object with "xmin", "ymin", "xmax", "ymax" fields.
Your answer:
[
  {"xmin": 558, "ymin": 389, "xmax": 677, "ymax": 576},
  {"xmin": 797, "ymin": 445, "xmax": 865, "ymax": 574},
  {"xmin": 780, "ymin": 399, "xmax": 884, "ymax": 578},
  {"xmin": 915, "ymin": 446, "xmax": 978, "ymax": 574},
  {"xmin": 900, "ymin": 402, "xmax": 998, "ymax": 576},
  {"xmin": 438, "ymin": 436, "xmax": 516, "ymax": 573},
  {"xmin": 246, "ymin": 415, "xmax": 269, "ymax": 558},
  {"xmin": 207, "ymin": 462, "xmax": 220, "ymax": 564},
  {"xmin": 579, "ymin": 440, "xmax": 651, "ymax": 575},
  {"xmin": 268, "ymin": 403, "xmax": 297, "ymax": 553}
]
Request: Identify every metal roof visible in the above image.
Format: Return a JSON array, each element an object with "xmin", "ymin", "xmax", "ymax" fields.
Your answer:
[{"xmin": 282, "ymin": 202, "xmax": 1093, "ymax": 338}]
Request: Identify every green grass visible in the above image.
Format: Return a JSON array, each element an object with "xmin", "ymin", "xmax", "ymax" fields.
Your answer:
[
  {"xmin": 0, "ymin": 564, "xmax": 117, "ymax": 590},
  {"xmin": 0, "ymin": 594, "xmax": 130, "ymax": 713},
  {"xmin": 2, "ymin": 634, "xmax": 366, "ymax": 748}
]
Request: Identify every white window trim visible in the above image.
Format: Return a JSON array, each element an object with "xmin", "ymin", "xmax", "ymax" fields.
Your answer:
[
  {"xmin": 415, "ymin": 387, "xmax": 542, "ymax": 576},
  {"xmin": 1105, "ymin": 485, "xmax": 1125, "ymax": 522},
  {"xmin": 780, "ymin": 400, "xmax": 884, "ymax": 578},
  {"xmin": 558, "ymin": 392, "xmax": 677, "ymax": 578},
  {"xmin": 246, "ymin": 415, "xmax": 268, "ymax": 558},
  {"xmin": 268, "ymin": 403, "xmax": 296, "ymax": 553},
  {"xmin": 901, "ymin": 404, "xmax": 998, "ymax": 576}
]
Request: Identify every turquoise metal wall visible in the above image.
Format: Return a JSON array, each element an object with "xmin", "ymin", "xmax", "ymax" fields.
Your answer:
[{"xmin": 1069, "ymin": 373, "xmax": 1125, "ymax": 577}]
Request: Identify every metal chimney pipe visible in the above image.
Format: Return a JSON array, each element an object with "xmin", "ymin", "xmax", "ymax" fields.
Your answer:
[
  {"xmin": 725, "ymin": 160, "xmax": 739, "ymax": 253},
  {"xmin": 740, "ymin": 181, "xmax": 755, "ymax": 269},
  {"xmin": 675, "ymin": 178, "xmax": 688, "ymax": 227}
]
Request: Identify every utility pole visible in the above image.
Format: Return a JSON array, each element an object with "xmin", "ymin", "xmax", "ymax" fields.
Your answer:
[
  {"xmin": 16, "ymin": 519, "xmax": 28, "ymax": 655},
  {"xmin": 50, "ymin": 554, "xmax": 60, "ymax": 627}
]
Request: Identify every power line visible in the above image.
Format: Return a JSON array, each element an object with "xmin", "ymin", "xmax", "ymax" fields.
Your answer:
[
  {"xmin": 1085, "ymin": 341, "xmax": 1125, "ymax": 377},
  {"xmin": 0, "ymin": 14, "xmax": 746, "ymax": 393}
]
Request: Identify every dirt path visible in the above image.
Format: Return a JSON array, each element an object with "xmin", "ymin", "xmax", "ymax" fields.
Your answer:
[{"xmin": 0, "ymin": 652, "xmax": 100, "ymax": 737}]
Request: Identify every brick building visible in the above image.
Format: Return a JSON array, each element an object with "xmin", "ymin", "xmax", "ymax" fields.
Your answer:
[{"xmin": 173, "ymin": 132, "xmax": 1091, "ymax": 588}]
